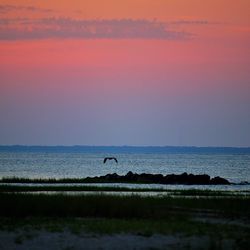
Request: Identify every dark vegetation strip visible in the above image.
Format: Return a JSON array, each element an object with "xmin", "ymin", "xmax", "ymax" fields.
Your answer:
[
  {"xmin": 0, "ymin": 184, "xmax": 249, "ymax": 197},
  {"xmin": 1, "ymin": 185, "xmax": 152, "ymax": 192},
  {"xmin": 0, "ymin": 177, "xmax": 155, "ymax": 184},
  {"xmin": 0, "ymin": 193, "xmax": 249, "ymax": 218},
  {"xmin": 0, "ymin": 176, "xmax": 187, "ymax": 184},
  {"xmin": 0, "ymin": 177, "xmax": 91, "ymax": 184},
  {"xmin": 0, "ymin": 176, "xmax": 159, "ymax": 184}
]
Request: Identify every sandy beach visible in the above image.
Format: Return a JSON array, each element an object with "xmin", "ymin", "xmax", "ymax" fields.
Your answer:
[
  {"xmin": 0, "ymin": 231, "xmax": 237, "ymax": 250},
  {"xmin": 1, "ymin": 217, "xmax": 248, "ymax": 250}
]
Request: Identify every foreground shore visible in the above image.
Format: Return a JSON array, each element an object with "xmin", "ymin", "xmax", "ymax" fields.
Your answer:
[
  {"xmin": 1, "ymin": 190, "xmax": 250, "ymax": 249},
  {"xmin": 1, "ymin": 216, "xmax": 249, "ymax": 250}
]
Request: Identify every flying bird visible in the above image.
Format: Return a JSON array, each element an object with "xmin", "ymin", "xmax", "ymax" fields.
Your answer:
[{"xmin": 103, "ymin": 157, "xmax": 118, "ymax": 164}]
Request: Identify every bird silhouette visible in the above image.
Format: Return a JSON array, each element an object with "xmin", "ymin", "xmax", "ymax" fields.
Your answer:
[{"xmin": 103, "ymin": 157, "xmax": 118, "ymax": 164}]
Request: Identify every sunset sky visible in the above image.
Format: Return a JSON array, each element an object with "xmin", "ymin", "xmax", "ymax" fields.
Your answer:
[{"xmin": 0, "ymin": 0, "xmax": 249, "ymax": 146}]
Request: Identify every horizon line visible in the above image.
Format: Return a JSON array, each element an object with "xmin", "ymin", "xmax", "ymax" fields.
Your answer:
[{"xmin": 0, "ymin": 145, "xmax": 250, "ymax": 149}]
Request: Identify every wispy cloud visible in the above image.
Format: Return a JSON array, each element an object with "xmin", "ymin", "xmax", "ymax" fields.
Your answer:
[
  {"xmin": 0, "ymin": 4, "xmax": 219, "ymax": 41},
  {"xmin": 168, "ymin": 19, "xmax": 219, "ymax": 25},
  {"xmin": 0, "ymin": 4, "xmax": 53, "ymax": 14},
  {"xmin": 0, "ymin": 18, "xmax": 192, "ymax": 40},
  {"xmin": 0, "ymin": 17, "xmax": 217, "ymax": 41},
  {"xmin": 169, "ymin": 20, "xmax": 209, "ymax": 25}
]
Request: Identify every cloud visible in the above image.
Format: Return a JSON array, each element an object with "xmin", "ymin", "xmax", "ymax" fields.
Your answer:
[
  {"xmin": 0, "ymin": 18, "xmax": 192, "ymax": 40},
  {"xmin": 169, "ymin": 19, "xmax": 219, "ymax": 25},
  {"xmin": 0, "ymin": 4, "xmax": 53, "ymax": 14},
  {"xmin": 169, "ymin": 20, "xmax": 209, "ymax": 25}
]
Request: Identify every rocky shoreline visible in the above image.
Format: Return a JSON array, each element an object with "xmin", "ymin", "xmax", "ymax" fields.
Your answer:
[
  {"xmin": 84, "ymin": 171, "xmax": 230, "ymax": 185},
  {"xmin": 0, "ymin": 172, "xmax": 231, "ymax": 185}
]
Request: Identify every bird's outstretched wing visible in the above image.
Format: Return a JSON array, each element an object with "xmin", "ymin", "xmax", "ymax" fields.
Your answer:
[{"xmin": 103, "ymin": 157, "xmax": 118, "ymax": 163}]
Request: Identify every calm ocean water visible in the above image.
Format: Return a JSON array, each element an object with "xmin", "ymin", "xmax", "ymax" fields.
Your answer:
[{"xmin": 0, "ymin": 146, "xmax": 250, "ymax": 188}]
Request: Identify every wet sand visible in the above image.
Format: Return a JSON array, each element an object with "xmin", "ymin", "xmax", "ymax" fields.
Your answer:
[
  {"xmin": 1, "ymin": 215, "xmax": 249, "ymax": 250},
  {"xmin": 0, "ymin": 230, "xmax": 236, "ymax": 250}
]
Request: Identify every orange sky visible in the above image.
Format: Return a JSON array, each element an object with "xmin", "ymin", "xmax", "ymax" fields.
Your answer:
[{"xmin": 1, "ymin": 0, "xmax": 249, "ymax": 23}]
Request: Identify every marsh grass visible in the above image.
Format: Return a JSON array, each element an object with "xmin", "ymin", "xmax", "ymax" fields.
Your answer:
[
  {"xmin": 0, "ymin": 193, "xmax": 249, "ymax": 218},
  {"xmin": 0, "ymin": 177, "xmax": 87, "ymax": 184},
  {"xmin": 0, "ymin": 176, "xmax": 148, "ymax": 184},
  {"xmin": 0, "ymin": 192, "xmax": 249, "ymax": 249},
  {"xmin": 0, "ymin": 184, "xmax": 249, "ymax": 197},
  {"xmin": 1, "ymin": 184, "xmax": 163, "ymax": 192}
]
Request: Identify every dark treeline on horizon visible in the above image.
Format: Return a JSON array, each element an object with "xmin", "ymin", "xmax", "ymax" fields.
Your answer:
[{"xmin": 0, "ymin": 145, "xmax": 250, "ymax": 154}]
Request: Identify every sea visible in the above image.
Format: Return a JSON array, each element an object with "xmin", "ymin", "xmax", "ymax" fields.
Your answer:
[{"xmin": 0, "ymin": 146, "xmax": 250, "ymax": 191}]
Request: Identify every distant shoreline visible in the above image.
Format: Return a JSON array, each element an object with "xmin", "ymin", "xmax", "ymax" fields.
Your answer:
[{"xmin": 1, "ymin": 145, "xmax": 250, "ymax": 154}]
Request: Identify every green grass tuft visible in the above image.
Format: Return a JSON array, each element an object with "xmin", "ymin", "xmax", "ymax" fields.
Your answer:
[{"xmin": 0, "ymin": 192, "xmax": 249, "ymax": 219}]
